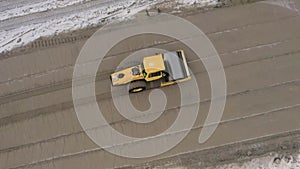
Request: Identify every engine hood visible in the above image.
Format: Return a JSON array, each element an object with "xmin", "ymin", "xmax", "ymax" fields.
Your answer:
[{"xmin": 110, "ymin": 65, "xmax": 144, "ymax": 86}]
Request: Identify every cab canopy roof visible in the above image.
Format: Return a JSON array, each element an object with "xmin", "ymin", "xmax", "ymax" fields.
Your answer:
[{"xmin": 143, "ymin": 54, "xmax": 165, "ymax": 73}]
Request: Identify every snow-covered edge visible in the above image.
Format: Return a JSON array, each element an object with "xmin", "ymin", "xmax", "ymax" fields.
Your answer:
[
  {"xmin": 205, "ymin": 152, "xmax": 300, "ymax": 169},
  {"xmin": 0, "ymin": 0, "xmax": 218, "ymax": 54},
  {"xmin": 0, "ymin": 0, "xmax": 91, "ymax": 21}
]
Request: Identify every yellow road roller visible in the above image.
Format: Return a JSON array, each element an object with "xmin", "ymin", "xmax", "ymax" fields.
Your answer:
[{"xmin": 110, "ymin": 50, "xmax": 191, "ymax": 93}]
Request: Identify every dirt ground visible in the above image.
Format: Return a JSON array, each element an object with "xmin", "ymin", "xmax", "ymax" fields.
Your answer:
[{"xmin": 0, "ymin": 1, "xmax": 300, "ymax": 169}]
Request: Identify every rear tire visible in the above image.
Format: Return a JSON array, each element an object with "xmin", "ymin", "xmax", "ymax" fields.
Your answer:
[{"xmin": 129, "ymin": 81, "xmax": 146, "ymax": 93}]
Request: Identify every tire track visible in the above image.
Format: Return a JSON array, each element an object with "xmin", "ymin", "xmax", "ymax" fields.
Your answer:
[
  {"xmin": 1, "ymin": 27, "xmax": 300, "ymax": 98},
  {"xmin": 1, "ymin": 42, "xmax": 299, "ymax": 106},
  {"xmin": 0, "ymin": 57, "xmax": 299, "ymax": 158},
  {"xmin": 1, "ymin": 2, "xmax": 300, "ymax": 168},
  {"xmin": 0, "ymin": 36, "xmax": 288, "ymax": 85},
  {"xmin": 1, "ymin": 33, "xmax": 296, "ymax": 86},
  {"xmin": 1, "ymin": 78, "xmax": 300, "ymax": 156},
  {"xmin": 0, "ymin": 29, "xmax": 96, "ymax": 60},
  {"xmin": 1, "ymin": 8, "xmax": 299, "ymax": 60},
  {"xmin": 5, "ymin": 102, "xmax": 300, "ymax": 169}
]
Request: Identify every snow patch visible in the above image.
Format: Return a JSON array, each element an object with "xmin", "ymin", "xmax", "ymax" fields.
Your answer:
[
  {"xmin": 0, "ymin": 0, "xmax": 218, "ymax": 54},
  {"xmin": 263, "ymin": 0, "xmax": 299, "ymax": 13},
  {"xmin": 177, "ymin": 0, "xmax": 218, "ymax": 6},
  {"xmin": 0, "ymin": 0, "xmax": 160, "ymax": 53},
  {"xmin": 0, "ymin": 0, "xmax": 91, "ymax": 21},
  {"xmin": 206, "ymin": 153, "xmax": 300, "ymax": 169}
]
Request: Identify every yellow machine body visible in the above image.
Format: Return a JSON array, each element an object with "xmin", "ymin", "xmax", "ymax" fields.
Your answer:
[{"xmin": 110, "ymin": 50, "xmax": 191, "ymax": 92}]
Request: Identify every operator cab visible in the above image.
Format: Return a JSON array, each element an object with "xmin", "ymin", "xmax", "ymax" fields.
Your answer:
[{"xmin": 142, "ymin": 54, "xmax": 165, "ymax": 81}]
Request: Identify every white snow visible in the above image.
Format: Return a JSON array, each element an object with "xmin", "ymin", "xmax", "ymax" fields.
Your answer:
[
  {"xmin": 205, "ymin": 153, "xmax": 300, "ymax": 169},
  {"xmin": 0, "ymin": 0, "xmax": 155, "ymax": 53},
  {"xmin": 0, "ymin": 0, "xmax": 218, "ymax": 54},
  {"xmin": 263, "ymin": 0, "xmax": 299, "ymax": 12},
  {"xmin": 0, "ymin": 0, "xmax": 91, "ymax": 21},
  {"xmin": 177, "ymin": 0, "xmax": 217, "ymax": 6}
]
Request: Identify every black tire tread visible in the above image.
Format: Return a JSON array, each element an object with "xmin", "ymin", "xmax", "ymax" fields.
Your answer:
[{"xmin": 128, "ymin": 81, "xmax": 146, "ymax": 93}]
